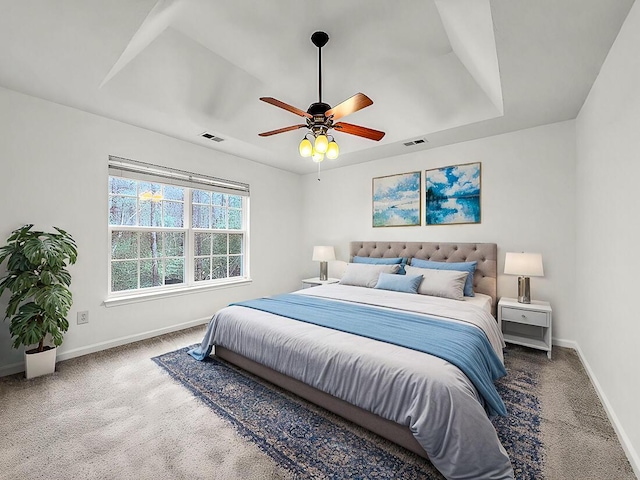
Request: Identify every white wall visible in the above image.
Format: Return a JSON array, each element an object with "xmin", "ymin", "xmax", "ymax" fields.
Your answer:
[
  {"xmin": 301, "ymin": 121, "xmax": 577, "ymax": 342},
  {"xmin": 575, "ymin": 1, "xmax": 640, "ymax": 473},
  {"xmin": 0, "ymin": 86, "xmax": 303, "ymax": 373}
]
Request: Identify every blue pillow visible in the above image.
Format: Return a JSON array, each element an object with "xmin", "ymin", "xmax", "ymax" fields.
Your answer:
[
  {"xmin": 409, "ymin": 259, "xmax": 477, "ymax": 297},
  {"xmin": 374, "ymin": 273, "xmax": 423, "ymax": 294},
  {"xmin": 353, "ymin": 256, "xmax": 408, "ymax": 274}
]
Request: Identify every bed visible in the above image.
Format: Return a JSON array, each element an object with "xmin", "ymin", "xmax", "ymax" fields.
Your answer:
[{"xmin": 191, "ymin": 241, "xmax": 514, "ymax": 480}]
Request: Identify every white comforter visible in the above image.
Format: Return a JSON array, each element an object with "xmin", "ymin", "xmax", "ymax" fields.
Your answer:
[{"xmin": 196, "ymin": 285, "xmax": 514, "ymax": 480}]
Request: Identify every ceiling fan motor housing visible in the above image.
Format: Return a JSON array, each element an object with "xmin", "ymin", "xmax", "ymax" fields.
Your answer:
[{"xmin": 307, "ymin": 102, "xmax": 332, "ymax": 134}]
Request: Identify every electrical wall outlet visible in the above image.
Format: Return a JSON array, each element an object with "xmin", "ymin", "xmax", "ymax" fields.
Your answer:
[{"xmin": 77, "ymin": 311, "xmax": 89, "ymax": 325}]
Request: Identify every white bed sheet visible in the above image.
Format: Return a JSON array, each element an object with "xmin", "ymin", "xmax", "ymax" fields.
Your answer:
[{"xmin": 463, "ymin": 292, "xmax": 493, "ymax": 313}]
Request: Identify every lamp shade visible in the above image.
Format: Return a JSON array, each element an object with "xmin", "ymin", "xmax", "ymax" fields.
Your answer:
[
  {"xmin": 312, "ymin": 246, "xmax": 335, "ymax": 262},
  {"xmin": 504, "ymin": 252, "xmax": 544, "ymax": 277},
  {"xmin": 314, "ymin": 134, "xmax": 329, "ymax": 154},
  {"xmin": 326, "ymin": 141, "xmax": 339, "ymax": 160},
  {"xmin": 299, "ymin": 138, "xmax": 313, "ymax": 157}
]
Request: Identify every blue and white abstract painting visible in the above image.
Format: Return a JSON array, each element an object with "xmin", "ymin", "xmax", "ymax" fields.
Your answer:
[
  {"xmin": 426, "ymin": 162, "xmax": 481, "ymax": 225},
  {"xmin": 373, "ymin": 171, "xmax": 421, "ymax": 227}
]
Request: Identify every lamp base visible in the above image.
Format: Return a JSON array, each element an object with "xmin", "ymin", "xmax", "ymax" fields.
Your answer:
[
  {"xmin": 517, "ymin": 276, "xmax": 531, "ymax": 303},
  {"xmin": 319, "ymin": 261, "xmax": 328, "ymax": 281}
]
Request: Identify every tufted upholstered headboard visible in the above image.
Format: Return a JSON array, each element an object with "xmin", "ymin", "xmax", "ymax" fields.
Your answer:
[{"xmin": 350, "ymin": 241, "xmax": 498, "ymax": 316}]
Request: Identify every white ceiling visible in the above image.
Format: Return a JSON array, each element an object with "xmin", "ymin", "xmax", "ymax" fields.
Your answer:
[{"xmin": 0, "ymin": 0, "xmax": 634, "ymax": 174}]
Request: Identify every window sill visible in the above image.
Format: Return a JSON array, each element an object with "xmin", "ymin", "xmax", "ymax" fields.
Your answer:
[{"xmin": 103, "ymin": 278, "xmax": 253, "ymax": 307}]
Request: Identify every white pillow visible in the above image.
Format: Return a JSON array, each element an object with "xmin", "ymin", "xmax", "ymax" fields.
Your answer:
[
  {"xmin": 404, "ymin": 265, "xmax": 467, "ymax": 300},
  {"xmin": 339, "ymin": 263, "xmax": 401, "ymax": 288}
]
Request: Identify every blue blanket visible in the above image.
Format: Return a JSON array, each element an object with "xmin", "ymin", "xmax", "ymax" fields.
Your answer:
[{"xmin": 223, "ymin": 294, "xmax": 507, "ymax": 416}]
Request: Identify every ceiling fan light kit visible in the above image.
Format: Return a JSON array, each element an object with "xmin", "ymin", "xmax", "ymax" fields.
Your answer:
[{"xmin": 259, "ymin": 31, "xmax": 385, "ymax": 163}]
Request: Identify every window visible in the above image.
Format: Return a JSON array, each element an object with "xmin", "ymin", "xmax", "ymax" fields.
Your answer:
[{"xmin": 108, "ymin": 157, "xmax": 249, "ymax": 297}]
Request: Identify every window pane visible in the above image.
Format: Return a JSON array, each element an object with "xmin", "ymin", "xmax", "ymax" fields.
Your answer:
[
  {"xmin": 163, "ymin": 201, "xmax": 184, "ymax": 228},
  {"xmin": 212, "ymin": 192, "xmax": 226, "ymax": 206},
  {"xmin": 111, "ymin": 231, "xmax": 137, "ymax": 259},
  {"xmin": 228, "ymin": 209, "xmax": 242, "ymax": 230},
  {"xmin": 109, "ymin": 177, "xmax": 136, "ymax": 196},
  {"xmin": 164, "ymin": 232, "xmax": 184, "ymax": 257},
  {"xmin": 139, "ymin": 200, "xmax": 162, "ymax": 227},
  {"xmin": 212, "ymin": 256, "xmax": 227, "ymax": 279},
  {"xmin": 111, "ymin": 261, "xmax": 138, "ymax": 291},
  {"xmin": 192, "ymin": 204, "xmax": 210, "ymax": 228},
  {"xmin": 229, "ymin": 233, "xmax": 242, "ymax": 254},
  {"xmin": 212, "ymin": 207, "xmax": 228, "ymax": 229},
  {"xmin": 163, "ymin": 185, "xmax": 184, "ymax": 201},
  {"xmin": 109, "ymin": 196, "xmax": 137, "ymax": 226},
  {"xmin": 140, "ymin": 232, "xmax": 163, "ymax": 259},
  {"xmin": 193, "ymin": 189, "xmax": 211, "ymax": 204},
  {"xmin": 138, "ymin": 182, "xmax": 161, "ymax": 197},
  {"xmin": 212, "ymin": 233, "xmax": 227, "ymax": 255},
  {"xmin": 194, "ymin": 233, "xmax": 211, "ymax": 256},
  {"xmin": 165, "ymin": 258, "xmax": 184, "ymax": 285},
  {"xmin": 228, "ymin": 195, "xmax": 242, "ymax": 208},
  {"xmin": 140, "ymin": 259, "xmax": 164, "ymax": 288},
  {"xmin": 194, "ymin": 257, "xmax": 211, "ymax": 282},
  {"xmin": 229, "ymin": 255, "xmax": 242, "ymax": 277}
]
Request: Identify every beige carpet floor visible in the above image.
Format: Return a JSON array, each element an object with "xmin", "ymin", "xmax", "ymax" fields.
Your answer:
[{"xmin": 0, "ymin": 326, "xmax": 635, "ymax": 480}]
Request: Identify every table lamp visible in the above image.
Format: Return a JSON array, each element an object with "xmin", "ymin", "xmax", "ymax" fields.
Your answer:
[
  {"xmin": 312, "ymin": 246, "xmax": 335, "ymax": 281},
  {"xmin": 504, "ymin": 252, "xmax": 544, "ymax": 304}
]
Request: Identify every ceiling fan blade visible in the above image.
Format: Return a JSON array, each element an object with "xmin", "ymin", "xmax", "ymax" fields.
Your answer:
[
  {"xmin": 325, "ymin": 93, "xmax": 373, "ymax": 121},
  {"xmin": 333, "ymin": 122, "xmax": 385, "ymax": 141},
  {"xmin": 258, "ymin": 124, "xmax": 307, "ymax": 137},
  {"xmin": 260, "ymin": 97, "xmax": 312, "ymax": 119}
]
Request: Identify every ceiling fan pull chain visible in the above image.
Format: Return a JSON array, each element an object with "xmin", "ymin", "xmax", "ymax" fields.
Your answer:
[{"xmin": 317, "ymin": 161, "xmax": 321, "ymax": 181}]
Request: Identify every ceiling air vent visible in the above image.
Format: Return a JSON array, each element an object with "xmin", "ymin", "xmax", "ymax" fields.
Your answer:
[
  {"xmin": 200, "ymin": 132, "xmax": 225, "ymax": 142},
  {"xmin": 404, "ymin": 138, "xmax": 427, "ymax": 147}
]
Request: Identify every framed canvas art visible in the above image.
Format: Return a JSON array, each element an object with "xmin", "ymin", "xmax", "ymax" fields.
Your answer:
[
  {"xmin": 372, "ymin": 171, "xmax": 421, "ymax": 227},
  {"xmin": 425, "ymin": 162, "xmax": 481, "ymax": 225}
]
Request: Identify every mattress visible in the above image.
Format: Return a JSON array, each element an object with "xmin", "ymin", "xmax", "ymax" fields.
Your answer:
[{"xmin": 192, "ymin": 284, "xmax": 513, "ymax": 479}]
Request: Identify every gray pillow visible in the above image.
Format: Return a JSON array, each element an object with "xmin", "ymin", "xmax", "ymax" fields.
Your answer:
[
  {"xmin": 339, "ymin": 263, "xmax": 401, "ymax": 288},
  {"xmin": 404, "ymin": 265, "xmax": 467, "ymax": 301}
]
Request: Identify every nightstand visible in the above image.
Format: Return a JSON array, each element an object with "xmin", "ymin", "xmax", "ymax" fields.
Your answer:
[
  {"xmin": 498, "ymin": 297, "xmax": 553, "ymax": 359},
  {"xmin": 301, "ymin": 277, "xmax": 340, "ymax": 289}
]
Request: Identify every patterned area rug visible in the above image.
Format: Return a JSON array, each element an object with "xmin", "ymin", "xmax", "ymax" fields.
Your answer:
[{"xmin": 153, "ymin": 346, "xmax": 544, "ymax": 480}]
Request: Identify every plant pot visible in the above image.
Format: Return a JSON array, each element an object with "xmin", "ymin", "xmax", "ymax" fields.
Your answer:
[{"xmin": 24, "ymin": 347, "xmax": 57, "ymax": 379}]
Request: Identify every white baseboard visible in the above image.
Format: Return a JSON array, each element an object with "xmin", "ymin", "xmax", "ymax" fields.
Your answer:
[
  {"xmin": 0, "ymin": 317, "xmax": 210, "ymax": 378},
  {"xmin": 552, "ymin": 337, "xmax": 578, "ymax": 349},
  {"xmin": 554, "ymin": 337, "xmax": 639, "ymax": 477},
  {"xmin": 0, "ymin": 361, "xmax": 25, "ymax": 377}
]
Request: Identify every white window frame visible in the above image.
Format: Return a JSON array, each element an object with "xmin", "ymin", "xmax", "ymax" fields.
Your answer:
[{"xmin": 105, "ymin": 157, "xmax": 251, "ymax": 306}]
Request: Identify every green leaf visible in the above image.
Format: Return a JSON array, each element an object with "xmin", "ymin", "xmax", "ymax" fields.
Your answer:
[
  {"xmin": 7, "ymin": 252, "xmax": 30, "ymax": 272},
  {"xmin": 13, "ymin": 271, "xmax": 39, "ymax": 293},
  {"xmin": 52, "ymin": 270, "xmax": 72, "ymax": 287},
  {"xmin": 40, "ymin": 270, "xmax": 54, "ymax": 286},
  {"xmin": 33, "ymin": 284, "xmax": 72, "ymax": 318},
  {"xmin": 9, "ymin": 303, "xmax": 46, "ymax": 348}
]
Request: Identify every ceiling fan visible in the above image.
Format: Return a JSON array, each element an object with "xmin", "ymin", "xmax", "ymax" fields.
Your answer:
[{"xmin": 258, "ymin": 31, "xmax": 385, "ymax": 162}]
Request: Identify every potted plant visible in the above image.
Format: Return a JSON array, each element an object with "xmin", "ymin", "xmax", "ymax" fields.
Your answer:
[{"xmin": 0, "ymin": 224, "xmax": 77, "ymax": 378}]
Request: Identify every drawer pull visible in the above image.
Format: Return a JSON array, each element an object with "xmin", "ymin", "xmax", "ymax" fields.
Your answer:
[{"xmin": 521, "ymin": 314, "xmax": 526, "ymax": 318}]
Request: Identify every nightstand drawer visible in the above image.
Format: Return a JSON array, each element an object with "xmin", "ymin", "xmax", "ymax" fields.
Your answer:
[{"xmin": 501, "ymin": 307, "xmax": 549, "ymax": 327}]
